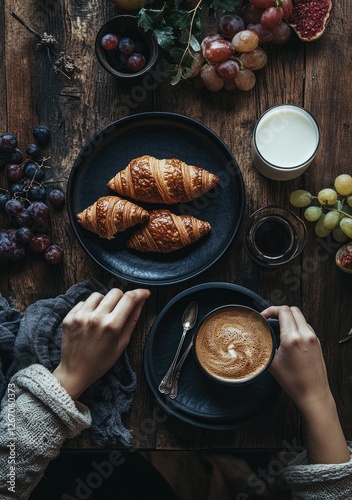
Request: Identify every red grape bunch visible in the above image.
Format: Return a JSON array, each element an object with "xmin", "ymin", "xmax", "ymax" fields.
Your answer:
[
  {"xmin": 247, "ymin": 0, "xmax": 293, "ymax": 30},
  {"xmin": 0, "ymin": 127, "xmax": 65, "ymax": 265},
  {"xmin": 189, "ymin": 0, "xmax": 292, "ymax": 92}
]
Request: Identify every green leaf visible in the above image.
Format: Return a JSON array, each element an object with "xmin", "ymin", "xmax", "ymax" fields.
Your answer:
[
  {"xmin": 168, "ymin": 68, "xmax": 178, "ymax": 78},
  {"xmin": 209, "ymin": 0, "xmax": 242, "ymax": 13},
  {"xmin": 138, "ymin": 9, "xmax": 154, "ymax": 31},
  {"xmin": 146, "ymin": 8, "xmax": 166, "ymax": 26},
  {"xmin": 189, "ymin": 35, "xmax": 201, "ymax": 52},
  {"xmin": 168, "ymin": 10, "xmax": 191, "ymax": 30},
  {"xmin": 170, "ymin": 67, "xmax": 182, "ymax": 85},
  {"xmin": 154, "ymin": 27, "xmax": 176, "ymax": 51},
  {"xmin": 169, "ymin": 46, "xmax": 193, "ymax": 66},
  {"xmin": 169, "ymin": 47, "xmax": 186, "ymax": 63},
  {"xmin": 195, "ymin": 15, "xmax": 202, "ymax": 31},
  {"xmin": 138, "ymin": 8, "xmax": 165, "ymax": 31},
  {"xmin": 182, "ymin": 50, "xmax": 193, "ymax": 67},
  {"xmin": 182, "ymin": 66, "xmax": 194, "ymax": 79}
]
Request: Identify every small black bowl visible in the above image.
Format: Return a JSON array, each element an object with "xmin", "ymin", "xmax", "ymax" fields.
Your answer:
[{"xmin": 95, "ymin": 15, "xmax": 159, "ymax": 79}]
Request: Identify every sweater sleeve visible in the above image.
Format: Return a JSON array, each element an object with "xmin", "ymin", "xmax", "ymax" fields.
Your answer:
[
  {"xmin": 283, "ymin": 443, "xmax": 352, "ymax": 499},
  {"xmin": 0, "ymin": 364, "xmax": 92, "ymax": 500}
]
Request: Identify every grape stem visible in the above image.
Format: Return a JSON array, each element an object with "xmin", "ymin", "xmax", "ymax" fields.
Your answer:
[
  {"xmin": 39, "ymin": 157, "xmax": 52, "ymax": 166},
  {"xmin": 233, "ymin": 56, "xmax": 244, "ymax": 70},
  {"xmin": 325, "ymin": 207, "xmax": 352, "ymax": 220},
  {"xmin": 177, "ymin": 0, "xmax": 203, "ymax": 72},
  {"xmin": 311, "ymin": 194, "xmax": 352, "ymax": 219}
]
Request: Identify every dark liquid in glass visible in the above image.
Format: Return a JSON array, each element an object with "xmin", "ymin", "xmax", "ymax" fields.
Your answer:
[{"xmin": 254, "ymin": 218, "xmax": 293, "ymax": 257}]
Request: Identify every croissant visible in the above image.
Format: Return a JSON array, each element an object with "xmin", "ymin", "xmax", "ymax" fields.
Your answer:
[
  {"xmin": 107, "ymin": 155, "xmax": 219, "ymax": 204},
  {"xmin": 126, "ymin": 209, "xmax": 211, "ymax": 253},
  {"xmin": 76, "ymin": 196, "xmax": 149, "ymax": 239}
]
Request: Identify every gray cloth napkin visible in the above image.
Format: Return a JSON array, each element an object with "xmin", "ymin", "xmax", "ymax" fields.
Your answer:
[
  {"xmin": 0, "ymin": 279, "xmax": 137, "ymax": 446},
  {"xmin": 0, "ymin": 295, "xmax": 21, "ymax": 396}
]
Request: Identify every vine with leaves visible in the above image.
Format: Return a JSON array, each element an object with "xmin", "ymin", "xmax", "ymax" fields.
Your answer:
[{"xmin": 138, "ymin": 0, "xmax": 243, "ymax": 84}]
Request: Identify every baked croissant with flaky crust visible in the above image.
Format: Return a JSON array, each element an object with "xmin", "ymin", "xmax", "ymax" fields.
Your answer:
[
  {"xmin": 126, "ymin": 209, "xmax": 211, "ymax": 253},
  {"xmin": 76, "ymin": 196, "xmax": 149, "ymax": 240},
  {"xmin": 107, "ymin": 155, "xmax": 219, "ymax": 204}
]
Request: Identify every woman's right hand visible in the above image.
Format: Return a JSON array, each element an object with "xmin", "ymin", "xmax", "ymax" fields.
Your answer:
[
  {"xmin": 262, "ymin": 305, "xmax": 350, "ymax": 465},
  {"xmin": 261, "ymin": 305, "xmax": 332, "ymax": 416}
]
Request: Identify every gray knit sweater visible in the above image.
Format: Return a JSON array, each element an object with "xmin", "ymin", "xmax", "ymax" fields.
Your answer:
[
  {"xmin": 0, "ymin": 365, "xmax": 91, "ymax": 499},
  {"xmin": 282, "ymin": 447, "xmax": 352, "ymax": 499},
  {"xmin": 0, "ymin": 365, "xmax": 351, "ymax": 500}
]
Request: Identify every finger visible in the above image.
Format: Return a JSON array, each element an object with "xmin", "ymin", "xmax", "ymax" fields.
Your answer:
[
  {"xmin": 125, "ymin": 299, "xmax": 147, "ymax": 331},
  {"xmin": 109, "ymin": 289, "xmax": 151, "ymax": 331},
  {"xmin": 261, "ymin": 306, "xmax": 297, "ymax": 327},
  {"xmin": 77, "ymin": 292, "xmax": 105, "ymax": 312},
  {"xmin": 261, "ymin": 305, "xmax": 299, "ymax": 340},
  {"xmin": 290, "ymin": 306, "xmax": 316, "ymax": 337},
  {"xmin": 94, "ymin": 288, "xmax": 124, "ymax": 315},
  {"xmin": 116, "ymin": 299, "xmax": 148, "ymax": 351},
  {"xmin": 261, "ymin": 306, "xmax": 280, "ymax": 319},
  {"xmin": 65, "ymin": 300, "xmax": 85, "ymax": 317}
]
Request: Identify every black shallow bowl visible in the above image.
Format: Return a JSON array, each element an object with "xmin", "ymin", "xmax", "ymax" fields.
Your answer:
[
  {"xmin": 95, "ymin": 15, "xmax": 159, "ymax": 79},
  {"xmin": 67, "ymin": 112, "xmax": 245, "ymax": 286}
]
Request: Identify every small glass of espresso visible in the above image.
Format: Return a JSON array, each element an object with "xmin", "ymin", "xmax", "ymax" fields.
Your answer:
[{"xmin": 244, "ymin": 206, "xmax": 307, "ymax": 267}]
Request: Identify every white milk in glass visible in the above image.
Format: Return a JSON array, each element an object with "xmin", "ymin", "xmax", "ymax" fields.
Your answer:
[
  {"xmin": 252, "ymin": 105, "xmax": 320, "ymax": 180},
  {"xmin": 255, "ymin": 105, "xmax": 319, "ymax": 168}
]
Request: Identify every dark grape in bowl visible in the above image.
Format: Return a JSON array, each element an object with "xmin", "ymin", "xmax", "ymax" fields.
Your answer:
[{"xmin": 95, "ymin": 15, "xmax": 159, "ymax": 79}]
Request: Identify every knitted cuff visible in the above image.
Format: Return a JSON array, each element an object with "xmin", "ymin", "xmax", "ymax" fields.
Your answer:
[
  {"xmin": 283, "ymin": 443, "xmax": 352, "ymax": 484},
  {"xmin": 11, "ymin": 364, "xmax": 91, "ymax": 437}
]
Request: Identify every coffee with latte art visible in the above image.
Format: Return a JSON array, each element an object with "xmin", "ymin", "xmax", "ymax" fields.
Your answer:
[{"xmin": 195, "ymin": 306, "xmax": 274, "ymax": 383}]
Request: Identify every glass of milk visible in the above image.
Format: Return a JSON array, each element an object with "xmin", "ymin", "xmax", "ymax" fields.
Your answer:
[{"xmin": 251, "ymin": 104, "xmax": 320, "ymax": 181}]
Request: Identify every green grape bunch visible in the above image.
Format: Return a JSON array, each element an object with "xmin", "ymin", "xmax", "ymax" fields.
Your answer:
[{"xmin": 289, "ymin": 174, "xmax": 352, "ymax": 241}]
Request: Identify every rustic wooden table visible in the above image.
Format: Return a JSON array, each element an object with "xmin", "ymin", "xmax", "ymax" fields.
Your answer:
[{"xmin": 1, "ymin": 0, "xmax": 351, "ymax": 451}]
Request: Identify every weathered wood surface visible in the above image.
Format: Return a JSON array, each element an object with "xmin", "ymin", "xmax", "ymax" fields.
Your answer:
[{"xmin": 0, "ymin": 0, "xmax": 351, "ymax": 450}]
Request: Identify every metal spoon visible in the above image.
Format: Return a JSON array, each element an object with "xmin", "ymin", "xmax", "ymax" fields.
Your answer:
[
  {"xmin": 158, "ymin": 301, "xmax": 198, "ymax": 395},
  {"xmin": 169, "ymin": 337, "xmax": 194, "ymax": 399},
  {"xmin": 339, "ymin": 328, "xmax": 352, "ymax": 344}
]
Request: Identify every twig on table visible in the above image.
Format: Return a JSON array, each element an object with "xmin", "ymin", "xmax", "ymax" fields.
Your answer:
[
  {"xmin": 10, "ymin": 11, "xmax": 79, "ymax": 79},
  {"xmin": 10, "ymin": 11, "xmax": 42, "ymax": 40}
]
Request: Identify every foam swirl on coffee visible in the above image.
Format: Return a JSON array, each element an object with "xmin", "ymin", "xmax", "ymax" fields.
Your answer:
[{"xmin": 195, "ymin": 307, "xmax": 273, "ymax": 382}]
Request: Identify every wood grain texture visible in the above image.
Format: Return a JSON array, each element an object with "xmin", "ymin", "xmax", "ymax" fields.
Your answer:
[
  {"xmin": 301, "ymin": 0, "xmax": 352, "ymax": 436},
  {"xmin": 1, "ymin": 0, "xmax": 352, "ymax": 450}
]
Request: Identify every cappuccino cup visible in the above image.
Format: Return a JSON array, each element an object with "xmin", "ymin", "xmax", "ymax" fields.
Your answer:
[{"xmin": 194, "ymin": 305, "xmax": 277, "ymax": 386}]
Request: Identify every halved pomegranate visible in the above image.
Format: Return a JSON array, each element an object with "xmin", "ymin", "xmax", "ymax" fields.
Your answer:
[{"xmin": 287, "ymin": 0, "xmax": 334, "ymax": 41}]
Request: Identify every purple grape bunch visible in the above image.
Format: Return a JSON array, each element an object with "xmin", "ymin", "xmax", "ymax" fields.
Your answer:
[{"xmin": 0, "ymin": 128, "xmax": 65, "ymax": 264}]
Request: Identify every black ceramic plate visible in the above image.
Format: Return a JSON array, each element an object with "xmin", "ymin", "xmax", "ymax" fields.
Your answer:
[
  {"xmin": 144, "ymin": 282, "xmax": 281, "ymax": 430},
  {"xmin": 67, "ymin": 112, "xmax": 245, "ymax": 286}
]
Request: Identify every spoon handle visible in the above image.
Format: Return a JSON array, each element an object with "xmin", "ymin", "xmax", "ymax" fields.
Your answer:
[
  {"xmin": 158, "ymin": 326, "xmax": 188, "ymax": 394},
  {"xmin": 169, "ymin": 339, "xmax": 194, "ymax": 399},
  {"xmin": 339, "ymin": 327, "xmax": 352, "ymax": 344}
]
